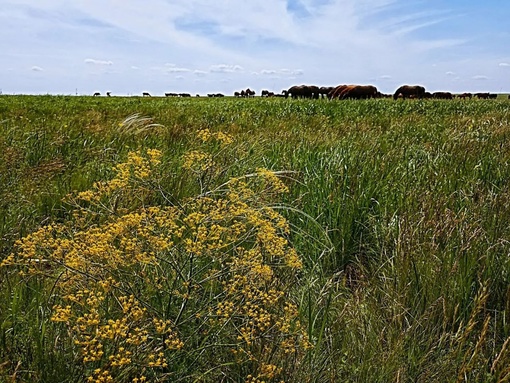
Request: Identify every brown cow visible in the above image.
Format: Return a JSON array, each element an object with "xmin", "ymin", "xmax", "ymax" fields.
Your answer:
[
  {"xmin": 339, "ymin": 85, "xmax": 378, "ymax": 100},
  {"xmin": 309, "ymin": 85, "xmax": 321, "ymax": 99},
  {"xmin": 474, "ymin": 92, "xmax": 490, "ymax": 99},
  {"xmin": 328, "ymin": 85, "xmax": 350, "ymax": 99},
  {"xmin": 285, "ymin": 85, "xmax": 313, "ymax": 99},
  {"xmin": 432, "ymin": 91, "xmax": 453, "ymax": 99},
  {"xmin": 393, "ymin": 85, "xmax": 426, "ymax": 100},
  {"xmin": 319, "ymin": 86, "xmax": 335, "ymax": 99},
  {"xmin": 456, "ymin": 92, "xmax": 472, "ymax": 99}
]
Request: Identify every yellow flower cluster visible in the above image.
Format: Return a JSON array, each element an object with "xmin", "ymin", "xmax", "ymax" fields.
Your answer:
[
  {"xmin": 245, "ymin": 363, "xmax": 283, "ymax": 383},
  {"xmin": 147, "ymin": 352, "xmax": 167, "ymax": 368},
  {"xmin": 51, "ymin": 305, "xmax": 72, "ymax": 323},
  {"xmin": 75, "ymin": 149, "xmax": 162, "ymax": 204},
  {"xmin": 196, "ymin": 128, "xmax": 234, "ymax": 146},
  {"xmin": 108, "ymin": 348, "xmax": 132, "ymax": 367},
  {"xmin": 181, "ymin": 129, "xmax": 235, "ymax": 185},
  {"xmin": 4, "ymin": 136, "xmax": 311, "ymax": 381},
  {"xmin": 181, "ymin": 150, "xmax": 214, "ymax": 173},
  {"xmin": 0, "ymin": 253, "xmax": 15, "ymax": 267},
  {"xmin": 87, "ymin": 369, "xmax": 114, "ymax": 383},
  {"xmin": 256, "ymin": 168, "xmax": 289, "ymax": 194},
  {"xmin": 47, "ymin": 280, "xmax": 182, "ymax": 380}
]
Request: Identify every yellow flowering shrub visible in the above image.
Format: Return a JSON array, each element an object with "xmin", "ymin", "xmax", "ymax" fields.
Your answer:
[{"xmin": 3, "ymin": 129, "xmax": 310, "ymax": 382}]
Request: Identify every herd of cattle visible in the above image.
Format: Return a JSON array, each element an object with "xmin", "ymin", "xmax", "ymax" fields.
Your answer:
[
  {"xmin": 268, "ymin": 84, "xmax": 504, "ymax": 100},
  {"xmin": 92, "ymin": 85, "xmax": 507, "ymax": 100}
]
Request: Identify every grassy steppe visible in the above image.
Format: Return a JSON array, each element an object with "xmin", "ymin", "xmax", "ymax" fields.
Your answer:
[{"xmin": 1, "ymin": 95, "xmax": 510, "ymax": 382}]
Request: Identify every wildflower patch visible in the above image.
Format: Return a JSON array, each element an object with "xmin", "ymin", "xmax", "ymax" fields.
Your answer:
[{"xmin": 4, "ymin": 130, "xmax": 310, "ymax": 382}]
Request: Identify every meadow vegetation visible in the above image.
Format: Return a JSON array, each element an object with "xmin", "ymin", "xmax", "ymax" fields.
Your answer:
[{"xmin": 1, "ymin": 95, "xmax": 510, "ymax": 382}]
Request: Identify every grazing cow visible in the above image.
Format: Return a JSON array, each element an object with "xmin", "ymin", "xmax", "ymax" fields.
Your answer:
[
  {"xmin": 338, "ymin": 85, "xmax": 378, "ymax": 100},
  {"xmin": 165, "ymin": 92, "xmax": 178, "ymax": 97},
  {"xmin": 329, "ymin": 85, "xmax": 351, "ymax": 99},
  {"xmin": 285, "ymin": 85, "xmax": 314, "ymax": 99},
  {"xmin": 215, "ymin": 93, "xmax": 225, "ymax": 97},
  {"xmin": 142, "ymin": 92, "xmax": 151, "ymax": 97},
  {"xmin": 308, "ymin": 85, "xmax": 321, "ymax": 99},
  {"xmin": 489, "ymin": 93, "xmax": 498, "ymax": 99},
  {"xmin": 376, "ymin": 92, "xmax": 392, "ymax": 98},
  {"xmin": 245, "ymin": 88, "xmax": 255, "ymax": 97},
  {"xmin": 93, "ymin": 92, "xmax": 100, "ymax": 96},
  {"xmin": 234, "ymin": 91, "xmax": 241, "ymax": 97},
  {"xmin": 432, "ymin": 91, "xmax": 453, "ymax": 99},
  {"xmin": 179, "ymin": 93, "xmax": 191, "ymax": 97},
  {"xmin": 457, "ymin": 92, "xmax": 472, "ymax": 99},
  {"xmin": 393, "ymin": 85, "xmax": 426, "ymax": 100},
  {"xmin": 261, "ymin": 90, "xmax": 269, "ymax": 97},
  {"xmin": 474, "ymin": 92, "xmax": 490, "ymax": 99},
  {"xmin": 319, "ymin": 86, "xmax": 335, "ymax": 99}
]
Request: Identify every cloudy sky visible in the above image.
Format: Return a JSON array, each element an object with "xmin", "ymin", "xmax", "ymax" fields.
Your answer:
[{"xmin": 1, "ymin": 0, "xmax": 509, "ymax": 95}]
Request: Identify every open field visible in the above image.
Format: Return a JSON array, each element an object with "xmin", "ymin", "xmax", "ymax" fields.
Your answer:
[{"xmin": 1, "ymin": 95, "xmax": 510, "ymax": 382}]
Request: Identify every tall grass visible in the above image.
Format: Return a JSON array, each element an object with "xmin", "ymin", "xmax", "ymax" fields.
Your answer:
[{"xmin": 1, "ymin": 95, "xmax": 510, "ymax": 381}]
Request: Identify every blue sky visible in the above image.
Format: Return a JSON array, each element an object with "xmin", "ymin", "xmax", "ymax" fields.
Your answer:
[{"xmin": 1, "ymin": 0, "xmax": 509, "ymax": 95}]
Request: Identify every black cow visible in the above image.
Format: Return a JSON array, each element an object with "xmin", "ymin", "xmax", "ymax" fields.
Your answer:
[
  {"xmin": 432, "ymin": 92, "xmax": 453, "ymax": 99},
  {"xmin": 393, "ymin": 85, "xmax": 426, "ymax": 100}
]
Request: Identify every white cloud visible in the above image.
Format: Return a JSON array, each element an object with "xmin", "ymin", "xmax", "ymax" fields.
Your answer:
[
  {"xmin": 499, "ymin": 62, "xmax": 510, "ymax": 67},
  {"xmin": 380, "ymin": 75, "xmax": 392, "ymax": 80},
  {"xmin": 473, "ymin": 75, "xmax": 489, "ymax": 80},
  {"xmin": 259, "ymin": 68, "xmax": 304, "ymax": 76},
  {"xmin": 165, "ymin": 66, "xmax": 191, "ymax": 73},
  {"xmin": 31, "ymin": 66, "xmax": 43, "ymax": 71},
  {"xmin": 446, "ymin": 71, "xmax": 456, "ymax": 76},
  {"xmin": 281, "ymin": 69, "xmax": 302, "ymax": 76},
  {"xmin": 209, "ymin": 64, "xmax": 244, "ymax": 73},
  {"xmin": 131, "ymin": 66, "xmax": 140, "ymax": 70},
  {"xmin": 85, "ymin": 58, "xmax": 113, "ymax": 66},
  {"xmin": 194, "ymin": 70, "xmax": 207, "ymax": 77},
  {"xmin": 175, "ymin": 75, "xmax": 184, "ymax": 80}
]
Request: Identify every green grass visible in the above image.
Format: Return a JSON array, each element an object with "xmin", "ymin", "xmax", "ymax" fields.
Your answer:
[{"xmin": 1, "ymin": 95, "xmax": 510, "ymax": 382}]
